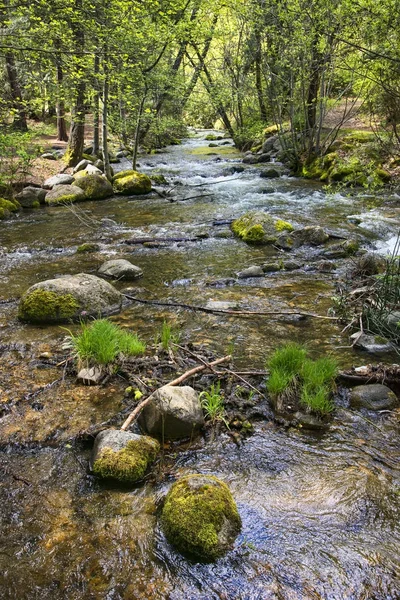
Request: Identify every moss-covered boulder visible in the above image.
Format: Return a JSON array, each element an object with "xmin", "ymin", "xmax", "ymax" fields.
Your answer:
[
  {"xmin": 18, "ymin": 273, "xmax": 123, "ymax": 324},
  {"xmin": 0, "ymin": 198, "xmax": 20, "ymax": 219},
  {"xmin": 161, "ymin": 474, "xmax": 241, "ymax": 561},
  {"xmin": 74, "ymin": 174, "xmax": 113, "ymax": 200},
  {"xmin": 76, "ymin": 243, "xmax": 100, "ymax": 254},
  {"xmin": 45, "ymin": 184, "xmax": 86, "ymax": 206},
  {"xmin": 113, "ymin": 170, "xmax": 152, "ymax": 195},
  {"xmin": 91, "ymin": 430, "xmax": 160, "ymax": 484},
  {"xmin": 231, "ymin": 211, "xmax": 293, "ymax": 245},
  {"xmin": 15, "ymin": 186, "xmax": 47, "ymax": 207}
]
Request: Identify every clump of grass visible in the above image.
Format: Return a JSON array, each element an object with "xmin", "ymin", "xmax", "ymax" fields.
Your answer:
[
  {"xmin": 200, "ymin": 382, "xmax": 229, "ymax": 427},
  {"xmin": 67, "ymin": 319, "xmax": 146, "ymax": 368},
  {"xmin": 266, "ymin": 344, "xmax": 338, "ymax": 416},
  {"xmin": 158, "ymin": 320, "xmax": 180, "ymax": 351}
]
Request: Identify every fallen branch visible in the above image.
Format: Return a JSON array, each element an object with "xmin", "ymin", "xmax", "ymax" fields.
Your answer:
[
  {"xmin": 120, "ymin": 354, "xmax": 231, "ymax": 431},
  {"xmin": 124, "ymin": 236, "xmax": 201, "ymax": 245},
  {"xmin": 123, "ymin": 293, "xmax": 337, "ymax": 320}
]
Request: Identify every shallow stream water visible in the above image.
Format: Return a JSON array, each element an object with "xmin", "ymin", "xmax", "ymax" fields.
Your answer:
[{"xmin": 1, "ymin": 132, "xmax": 400, "ymax": 599}]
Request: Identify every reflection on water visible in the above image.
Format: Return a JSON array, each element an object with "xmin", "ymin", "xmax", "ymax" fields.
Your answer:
[{"xmin": 1, "ymin": 131, "xmax": 400, "ymax": 599}]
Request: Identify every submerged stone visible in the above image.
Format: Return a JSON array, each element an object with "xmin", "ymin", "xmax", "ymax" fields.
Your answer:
[
  {"xmin": 18, "ymin": 273, "xmax": 123, "ymax": 324},
  {"xmin": 91, "ymin": 430, "xmax": 160, "ymax": 483},
  {"xmin": 161, "ymin": 474, "xmax": 241, "ymax": 561},
  {"xmin": 349, "ymin": 384, "xmax": 398, "ymax": 410},
  {"xmin": 139, "ymin": 385, "xmax": 204, "ymax": 440},
  {"xmin": 237, "ymin": 266, "xmax": 264, "ymax": 278},
  {"xmin": 98, "ymin": 259, "xmax": 143, "ymax": 280}
]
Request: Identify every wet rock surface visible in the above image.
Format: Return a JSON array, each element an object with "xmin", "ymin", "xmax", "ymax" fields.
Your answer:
[
  {"xmin": 98, "ymin": 259, "xmax": 143, "ymax": 280},
  {"xmin": 349, "ymin": 383, "xmax": 399, "ymax": 410}
]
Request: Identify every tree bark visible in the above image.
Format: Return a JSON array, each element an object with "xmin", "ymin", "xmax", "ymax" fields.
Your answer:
[
  {"xmin": 5, "ymin": 52, "xmax": 28, "ymax": 131},
  {"xmin": 102, "ymin": 50, "xmax": 112, "ymax": 181},
  {"xmin": 55, "ymin": 46, "xmax": 68, "ymax": 141},
  {"xmin": 255, "ymin": 31, "xmax": 267, "ymax": 122},
  {"xmin": 66, "ymin": 0, "xmax": 85, "ymax": 166},
  {"xmin": 93, "ymin": 54, "xmax": 100, "ymax": 156}
]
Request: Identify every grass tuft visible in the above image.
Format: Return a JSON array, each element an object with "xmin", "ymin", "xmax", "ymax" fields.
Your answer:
[{"xmin": 200, "ymin": 382, "xmax": 229, "ymax": 427}]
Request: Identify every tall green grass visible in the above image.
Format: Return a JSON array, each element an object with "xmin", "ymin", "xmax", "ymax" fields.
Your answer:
[{"xmin": 68, "ymin": 319, "xmax": 146, "ymax": 367}]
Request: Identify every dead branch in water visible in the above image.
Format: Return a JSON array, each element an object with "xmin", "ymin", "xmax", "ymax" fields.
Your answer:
[
  {"xmin": 120, "ymin": 354, "xmax": 231, "ymax": 431},
  {"xmin": 123, "ymin": 293, "xmax": 337, "ymax": 320}
]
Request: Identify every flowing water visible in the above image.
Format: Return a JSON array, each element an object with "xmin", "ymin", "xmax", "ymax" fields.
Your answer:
[{"xmin": 1, "ymin": 131, "xmax": 400, "ymax": 599}]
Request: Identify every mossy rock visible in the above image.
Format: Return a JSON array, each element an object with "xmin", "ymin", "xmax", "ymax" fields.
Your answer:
[
  {"xmin": 231, "ymin": 211, "xmax": 290, "ymax": 245},
  {"xmin": 205, "ymin": 134, "xmax": 218, "ymax": 141},
  {"xmin": 18, "ymin": 273, "xmax": 123, "ymax": 324},
  {"xmin": 76, "ymin": 243, "xmax": 100, "ymax": 254},
  {"xmin": 91, "ymin": 430, "xmax": 160, "ymax": 484},
  {"xmin": 150, "ymin": 174, "xmax": 168, "ymax": 185},
  {"xmin": 45, "ymin": 184, "xmax": 86, "ymax": 205},
  {"xmin": 113, "ymin": 170, "xmax": 152, "ymax": 195},
  {"xmin": 161, "ymin": 474, "xmax": 241, "ymax": 561},
  {"xmin": 0, "ymin": 197, "xmax": 20, "ymax": 219},
  {"xmin": 374, "ymin": 168, "xmax": 391, "ymax": 183},
  {"xmin": 74, "ymin": 174, "xmax": 113, "ymax": 200}
]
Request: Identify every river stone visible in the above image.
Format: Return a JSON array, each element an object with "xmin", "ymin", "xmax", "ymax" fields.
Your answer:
[
  {"xmin": 43, "ymin": 174, "xmax": 74, "ymax": 189},
  {"xmin": 205, "ymin": 300, "xmax": 239, "ymax": 310},
  {"xmin": 161, "ymin": 474, "xmax": 241, "ymax": 561},
  {"xmin": 260, "ymin": 168, "xmax": 281, "ymax": 178},
  {"xmin": 15, "ymin": 186, "xmax": 47, "ymax": 207},
  {"xmin": 242, "ymin": 154, "xmax": 260, "ymax": 164},
  {"xmin": 45, "ymin": 184, "xmax": 86, "ymax": 205},
  {"xmin": 113, "ymin": 170, "xmax": 152, "ymax": 195},
  {"xmin": 139, "ymin": 385, "xmax": 204, "ymax": 440},
  {"xmin": 262, "ymin": 262, "xmax": 280, "ymax": 272},
  {"xmin": 237, "ymin": 266, "xmax": 264, "ymax": 278},
  {"xmin": 18, "ymin": 273, "xmax": 123, "ymax": 324},
  {"xmin": 98, "ymin": 259, "xmax": 143, "ymax": 280},
  {"xmin": 41, "ymin": 152, "xmax": 57, "ymax": 160},
  {"xmin": 74, "ymin": 174, "xmax": 113, "ymax": 200},
  {"xmin": 258, "ymin": 153, "xmax": 271, "ymax": 163},
  {"xmin": 91, "ymin": 430, "xmax": 160, "ymax": 483},
  {"xmin": 349, "ymin": 384, "xmax": 398, "ymax": 410},
  {"xmin": 291, "ymin": 226, "xmax": 329, "ymax": 246},
  {"xmin": 262, "ymin": 135, "xmax": 278, "ymax": 153},
  {"xmin": 73, "ymin": 159, "xmax": 91, "ymax": 173},
  {"xmin": 77, "ymin": 366, "xmax": 103, "ymax": 385},
  {"xmin": 350, "ymin": 332, "xmax": 393, "ymax": 353}
]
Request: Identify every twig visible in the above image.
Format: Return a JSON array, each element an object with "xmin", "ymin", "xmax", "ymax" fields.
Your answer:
[
  {"xmin": 222, "ymin": 367, "xmax": 267, "ymax": 400},
  {"xmin": 120, "ymin": 354, "xmax": 231, "ymax": 431},
  {"xmin": 123, "ymin": 293, "xmax": 337, "ymax": 320}
]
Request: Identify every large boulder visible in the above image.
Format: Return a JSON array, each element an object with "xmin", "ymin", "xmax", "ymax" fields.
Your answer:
[
  {"xmin": 113, "ymin": 170, "xmax": 152, "ymax": 195},
  {"xmin": 15, "ymin": 186, "xmax": 47, "ymax": 207},
  {"xmin": 139, "ymin": 385, "xmax": 204, "ymax": 440},
  {"xmin": 262, "ymin": 135, "xmax": 278, "ymax": 154},
  {"xmin": 98, "ymin": 259, "xmax": 143, "ymax": 280},
  {"xmin": 43, "ymin": 174, "xmax": 74, "ymax": 189},
  {"xmin": 291, "ymin": 226, "xmax": 329, "ymax": 247},
  {"xmin": 74, "ymin": 174, "xmax": 113, "ymax": 200},
  {"xmin": 91, "ymin": 430, "xmax": 159, "ymax": 483},
  {"xmin": 45, "ymin": 184, "xmax": 86, "ymax": 206},
  {"xmin": 0, "ymin": 198, "xmax": 20, "ymax": 219},
  {"xmin": 161, "ymin": 474, "xmax": 241, "ymax": 561},
  {"xmin": 349, "ymin": 384, "xmax": 398, "ymax": 410},
  {"xmin": 18, "ymin": 273, "xmax": 123, "ymax": 324}
]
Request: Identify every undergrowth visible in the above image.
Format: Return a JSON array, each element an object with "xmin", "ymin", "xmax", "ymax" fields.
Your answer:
[
  {"xmin": 200, "ymin": 381, "xmax": 229, "ymax": 427},
  {"xmin": 266, "ymin": 344, "xmax": 338, "ymax": 416}
]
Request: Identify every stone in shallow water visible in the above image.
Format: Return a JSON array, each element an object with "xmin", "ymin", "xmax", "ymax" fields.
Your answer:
[
  {"xmin": 98, "ymin": 259, "xmax": 143, "ymax": 280},
  {"xmin": 91, "ymin": 430, "xmax": 160, "ymax": 483},
  {"xmin": 139, "ymin": 385, "xmax": 204, "ymax": 440},
  {"xmin": 350, "ymin": 332, "xmax": 393, "ymax": 354},
  {"xmin": 237, "ymin": 266, "xmax": 264, "ymax": 278},
  {"xmin": 349, "ymin": 384, "xmax": 398, "ymax": 410},
  {"xmin": 161, "ymin": 474, "xmax": 241, "ymax": 561},
  {"xmin": 205, "ymin": 300, "xmax": 239, "ymax": 310}
]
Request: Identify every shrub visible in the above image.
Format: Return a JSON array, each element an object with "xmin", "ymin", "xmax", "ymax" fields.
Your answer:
[
  {"xmin": 266, "ymin": 344, "xmax": 337, "ymax": 416},
  {"xmin": 67, "ymin": 319, "xmax": 145, "ymax": 368}
]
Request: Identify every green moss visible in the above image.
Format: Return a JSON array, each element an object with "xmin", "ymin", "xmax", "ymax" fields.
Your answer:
[
  {"xmin": 231, "ymin": 212, "xmax": 275, "ymax": 244},
  {"xmin": 113, "ymin": 170, "xmax": 152, "ymax": 195},
  {"xmin": 189, "ymin": 146, "xmax": 239, "ymax": 156},
  {"xmin": 275, "ymin": 220, "xmax": 294, "ymax": 232},
  {"xmin": 32, "ymin": 201, "xmax": 40, "ymax": 209},
  {"xmin": 18, "ymin": 289, "xmax": 79, "ymax": 323},
  {"xmin": 161, "ymin": 475, "xmax": 241, "ymax": 561},
  {"xmin": 375, "ymin": 168, "xmax": 391, "ymax": 182},
  {"xmin": 150, "ymin": 174, "xmax": 168, "ymax": 185},
  {"xmin": 205, "ymin": 134, "xmax": 218, "ymax": 141},
  {"xmin": 74, "ymin": 174, "xmax": 113, "ymax": 199},
  {"xmin": 82, "ymin": 153, "xmax": 94, "ymax": 161},
  {"xmin": 0, "ymin": 197, "xmax": 20, "ymax": 218},
  {"xmin": 76, "ymin": 243, "xmax": 100, "ymax": 254},
  {"xmin": 342, "ymin": 130, "xmax": 376, "ymax": 144},
  {"xmin": 92, "ymin": 437, "xmax": 159, "ymax": 483}
]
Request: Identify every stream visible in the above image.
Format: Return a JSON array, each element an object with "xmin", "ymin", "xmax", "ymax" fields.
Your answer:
[{"xmin": 1, "ymin": 131, "xmax": 400, "ymax": 599}]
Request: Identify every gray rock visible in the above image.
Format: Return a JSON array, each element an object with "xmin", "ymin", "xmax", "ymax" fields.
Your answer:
[
  {"xmin": 262, "ymin": 262, "xmax": 280, "ymax": 272},
  {"xmin": 116, "ymin": 150, "xmax": 130, "ymax": 158},
  {"xmin": 349, "ymin": 384, "xmax": 398, "ymax": 410},
  {"xmin": 91, "ymin": 430, "xmax": 159, "ymax": 483},
  {"xmin": 84, "ymin": 164, "xmax": 103, "ymax": 176},
  {"xmin": 73, "ymin": 159, "xmax": 91, "ymax": 173},
  {"xmin": 237, "ymin": 266, "xmax": 264, "ymax": 278},
  {"xmin": 291, "ymin": 226, "xmax": 329, "ymax": 246},
  {"xmin": 260, "ymin": 168, "xmax": 281, "ymax": 178},
  {"xmin": 242, "ymin": 155, "xmax": 260, "ymax": 164},
  {"xmin": 275, "ymin": 233, "xmax": 294, "ymax": 250},
  {"xmin": 73, "ymin": 174, "xmax": 113, "ymax": 200},
  {"xmin": 77, "ymin": 366, "xmax": 103, "ymax": 385},
  {"xmin": 257, "ymin": 153, "xmax": 271, "ymax": 163},
  {"xmin": 41, "ymin": 152, "xmax": 57, "ymax": 160},
  {"xmin": 15, "ymin": 186, "xmax": 47, "ymax": 207},
  {"xmin": 18, "ymin": 273, "xmax": 123, "ymax": 324},
  {"xmin": 94, "ymin": 159, "xmax": 104, "ymax": 171},
  {"xmin": 45, "ymin": 184, "xmax": 86, "ymax": 205},
  {"xmin": 205, "ymin": 300, "xmax": 239, "ymax": 310},
  {"xmin": 139, "ymin": 385, "xmax": 204, "ymax": 440},
  {"xmin": 350, "ymin": 332, "xmax": 393, "ymax": 353},
  {"xmin": 223, "ymin": 165, "xmax": 245, "ymax": 175},
  {"xmin": 98, "ymin": 259, "xmax": 143, "ymax": 280},
  {"xmin": 283, "ymin": 260, "xmax": 302, "ymax": 270},
  {"xmin": 262, "ymin": 135, "xmax": 278, "ymax": 153},
  {"xmin": 43, "ymin": 174, "xmax": 75, "ymax": 189}
]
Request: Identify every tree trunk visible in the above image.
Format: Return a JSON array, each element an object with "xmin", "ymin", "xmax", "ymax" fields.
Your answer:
[
  {"xmin": 255, "ymin": 31, "xmax": 267, "ymax": 122},
  {"xmin": 66, "ymin": 0, "xmax": 85, "ymax": 166},
  {"xmin": 102, "ymin": 51, "xmax": 112, "ymax": 181},
  {"xmin": 5, "ymin": 52, "xmax": 28, "ymax": 131},
  {"xmin": 55, "ymin": 48, "xmax": 68, "ymax": 141},
  {"xmin": 93, "ymin": 54, "xmax": 100, "ymax": 156},
  {"xmin": 132, "ymin": 91, "xmax": 147, "ymax": 170}
]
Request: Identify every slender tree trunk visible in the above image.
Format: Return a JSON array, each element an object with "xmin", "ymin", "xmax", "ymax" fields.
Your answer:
[
  {"xmin": 133, "ymin": 91, "xmax": 147, "ymax": 170},
  {"xmin": 55, "ymin": 47, "xmax": 68, "ymax": 141},
  {"xmin": 255, "ymin": 31, "xmax": 267, "ymax": 122},
  {"xmin": 93, "ymin": 54, "xmax": 100, "ymax": 156},
  {"xmin": 102, "ymin": 51, "xmax": 112, "ymax": 181},
  {"xmin": 66, "ymin": 0, "xmax": 85, "ymax": 166},
  {"xmin": 5, "ymin": 52, "xmax": 28, "ymax": 131},
  {"xmin": 119, "ymin": 94, "xmax": 128, "ymax": 146}
]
